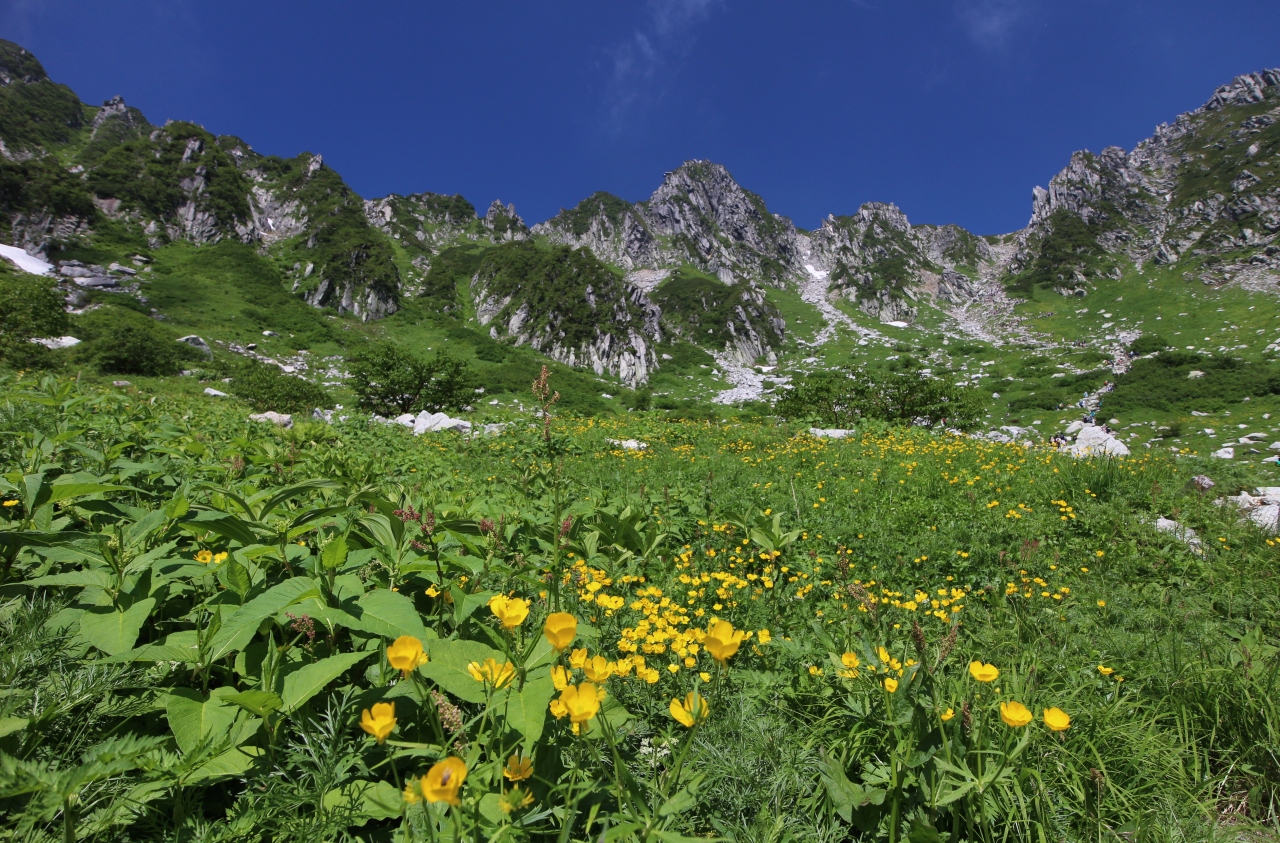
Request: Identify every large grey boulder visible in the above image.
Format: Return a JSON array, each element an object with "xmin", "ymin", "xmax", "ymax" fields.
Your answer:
[
  {"xmin": 178, "ymin": 335, "xmax": 213, "ymax": 360},
  {"xmin": 1068, "ymin": 424, "xmax": 1130, "ymax": 457},
  {"xmin": 1154, "ymin": 517, "xmax": 1202, "ymax": 551},
  {"xmin": 249, "ymin": 412, "xmax": 293, "ymax": 428},
  {"xmin": 809, "ymin": 428, "xmax": 854, "ymax": 439},
  {"xmin": 203, "ymin": 387, "xmax": 228, "ymax": 398}
]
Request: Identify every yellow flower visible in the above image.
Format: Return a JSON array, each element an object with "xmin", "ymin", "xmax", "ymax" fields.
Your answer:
[
  {"xmin": 808, "ymin": 665, "xmax": 823, "ymax": 676},
  {"xmin": 704, "ymin": 619, "xmax": 746, "ymax": 665},
  {"xmin": 1043, "ymin": 707, "xmax": 1070, "ymax": 731},
  {"xmin": 757, "ymin": 629, "xmax": 772, "ymax": 645},
  {"xmin": 699, "ymin": 671, "xmax": 711, "ymax": 682},
  {"xmin": 553, "ymin": 682, "xmax": 605, "ymax": 733},
  {"xmin": 386, "ymin": 636, "xmax": 428, "ymax": 675},
  {"xmin": 212, "ymin": 551, "xmax": 228, "ymax": 564},
  {"xmin": 884, "ymin": 677, "xmax": 899, "ymax": 693},
  {"xmin": 669, "ymin": 691, "xmax": 709, "ymax": 728},
  {"xmin": 551, "ymin": 665, "xmax": 571, "ymax": 691},
  {"xmin": 543, "ymin": 612, "xmax": 578, "ymax": 651},
  {"xmin": 402, "ymin": 780, "xmax": 421, "ymax": 804},
  {"xmin": 499, "ymin": 785, "xmax": 534, "ymax": 814},
  {"xmin": 940, "ymin": 707, "xmax": 955, "ymax": 722},
  {"xmin": 877, "ymin": 646, "xmax": 892, "ymax": 664},
  {"xmin": 569, "ymin": 648, "xmax": 589, "ymax": 669},
  {"xmin": 583, "ymin": 655, "xmax": 614, "ymax": 683},
  {"xmin": 503, "ymin": 753, "xmax": 533, "ymax": 781},
  {"xmin": 968, "ymin": 661, "xmax": 1000, "ymax": 683},
  {"xmin": 359, "ymin": 701, "xmax": 396, "ymax": 743},
  {"xmin": 1096, "ymin": 600, "xmax": 1106, "ymax": 608},
  {"xmin": 425, "ymin": 584, "xmax": 441, "ymax": 598},
  {"xmin": 1097, "ymin": 665, "xmax": 1114, "ymax": 676},
  {"xmin": 195, "ymin": 549, "xmax": 214, "ymax": 564},
  {"xmin": 1000, "ymin": 700, "xmax": 1032, "ymax": 728},
  {"xmin": 488, "ymin": 594, "xmax": 530, "ymax": 629},
  {"xmin": 841, "ymin": 652, "xmax": 860, "ymax": 669},
  {"xmin": 467, "ymin": 658, "xmax": 515, "ymax": 688},
  {"xmin": 422, "ymin": 757, "xmax": 467, "ymax": 805},
  {"xmin": 2, "ymin": 500, "xmax": 18, "ymax": 507}
]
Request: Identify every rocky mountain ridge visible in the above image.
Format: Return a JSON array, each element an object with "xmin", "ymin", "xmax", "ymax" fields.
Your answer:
[{"xmin": 4, "ymin": 35, "xmax": 1280, "ymax": 393}]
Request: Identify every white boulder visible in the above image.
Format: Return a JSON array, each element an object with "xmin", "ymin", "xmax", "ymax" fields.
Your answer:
[{"xmin": 249, "ymin": 412, "xmax": 293, "ymax": 428}]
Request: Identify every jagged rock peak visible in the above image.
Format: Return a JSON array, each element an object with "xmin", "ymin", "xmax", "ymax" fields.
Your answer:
[
  {"xmin": 483, "ymin": 200, "xmax": 529, "ymax": 242},
  {"xmin": 1201, "ymin": 69, "xmax": 1280, "ymax": 112},
  {"xmin": 0, "ymin": 39, "xmax": 49, "ymax": 86},
  {"xmin": 532, "ymin": 193, "xmax": 660, "ymax": 270}
]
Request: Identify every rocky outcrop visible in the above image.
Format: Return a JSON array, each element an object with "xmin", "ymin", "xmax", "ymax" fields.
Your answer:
[
  {"xmin": 482, "ymin": 200, "xmax": 529, "ymax": 242},
  {"xmin": 532, "ymin": 193, "xmax": 662, "ymax": 269}
]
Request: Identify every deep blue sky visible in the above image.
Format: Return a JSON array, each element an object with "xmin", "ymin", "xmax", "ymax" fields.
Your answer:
[{"xmin": 4, "ymin": 1, "xmax": 1277, "ymax": 234}]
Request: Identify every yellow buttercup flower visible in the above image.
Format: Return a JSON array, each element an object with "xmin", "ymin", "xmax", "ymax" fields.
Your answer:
[
  {"xmin": 2, "ymin": 500, "xmax": 18, "ymax": 507},
  {"xmin": 940, "ymin": 707, "xmax": 955, "ymax": 722},
  {"xmin": 1043, "ymin": 707, "xmax": 1070, "ymax": 731},
  {"xmin": 757, "ymin": 629, "xmax": 772, "ymax": 645},
  {"xmin": 808, "ymin": 665, "xmax": 823, "ymax": 676},
  {"xmin": 551, "ymin": 665, "xmax": 571, "ymax": 691},
  {"xmin": 841, "ymin": 652, "xmax": 860, "ymax": 669},
  {"xmin": 422, "ymin": 757, "xmax": 467, "ymax": 805},
  {"xmin": 884, "ymin": 677, "xmax": 899, "ymax": 693},
  {"xmin": 569, "ymin": 648, "xmax": 589, "ymax": 669},
  {"xmin": 386, "ymin": 636, "xmax": 428, "ymax": 675},
  {"xmin": 195, "ymin": 549, "xmax": 214, "ymax": 564},
  {"xmin": 402, "ymin": 780, "xmax": 422, "ymax": 804},
  {"xmin": 552, "ymin": 682, "xmax": 605, "ymax": 733},
  {"xmin": 1000, "ymin": 700, "xmax": 1032, "ymax": 728},
  {"xmin": 212, "ymin": 551, "xmax": 227, "ymax": 564},
  {"xmin": 359, "ymin": 701, "xmax": 396, "ymax": 743},
  {"xmin": 877, "ymin": 646, "xmax": 892, "ymax": 664},
  {"xmin": 669, "ymin": 691, "xmax": 709, "ymax": 728},
  {"xmin": 583, "ymin": 655, "xmax": 614, "ymax": 683},
  {"xmin": 488, "ymin": 594, "xmax": 530, "ymax": 629},
  {"xmin": 499, "ymin": 785, "xmax": 534, "ymax": 814},
  {"xmin": 704, "ymin": 619, "xmax": 746, "ymax": 665},
  {"xmin": 467, "ymin": 658, "xmax": 515, "ymax": 688},
  {"xmin": 1097, "ymin": 665, "xmax": 1114, "ymax": 675},
  {"xmin": 543, "ymin": 612, "xmax": 578, "ymax": 651},
  {"xmin": 503, "ymin": 753, "xmax": 533, "ymax": 781},
  {"xmin": 969, "ymin": 661, "xmax": 1000, "ymax": 682}
]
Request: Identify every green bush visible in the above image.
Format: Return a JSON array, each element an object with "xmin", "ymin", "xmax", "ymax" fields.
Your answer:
[
  {"xmin": 1108, "ymin": 352, "xmax": 1280, "ymax": 415},
  {"xmin": 348, "ymin": 341, "xmax": 475, "ymax": 415},
  {"xmin": 219, "ymin": 357, "xmax": 331, "ymax": 414},
  {"xmin": 1129, "ymin": 334, "xmax": 1170, "ymax": 355},
  {"xmin": 777, "ymin": 366, "xmax": 981, "ymax": 429},
  {"xmin": 72, "ymin": 306, "xmax": 195, "ymax": 376},
  {"xmin": 0, "ymin": 270, "xmax": 68, "ymax": 368}
]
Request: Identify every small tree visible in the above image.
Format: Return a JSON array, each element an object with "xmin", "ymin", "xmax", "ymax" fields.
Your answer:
[
  {"xmin": 348, "ymin": 342, "xmax": 476, "ymax": 415},
  {"xmin": 777, "ymin": 366, "xmax": 981, "ymax": 430},
  {"xmin": 0, "ymin": 272, "xmax": 69, "ymax": 368}
]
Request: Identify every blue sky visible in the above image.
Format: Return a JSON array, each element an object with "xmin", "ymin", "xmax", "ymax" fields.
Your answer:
[{"xmin": 4, "ymin": 1, "xmax": 1278, "ymax": 234}]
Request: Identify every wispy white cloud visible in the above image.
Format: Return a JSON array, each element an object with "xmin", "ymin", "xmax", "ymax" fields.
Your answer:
[
  {"xmin": 956, "ymin": 0, "xmax": 1030, "ymax": 50},
  {"xmin": 601, "ymin": 0, "xmax": 719, "ymax": 133}
]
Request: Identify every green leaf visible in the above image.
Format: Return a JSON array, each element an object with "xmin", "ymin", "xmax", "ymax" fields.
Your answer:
[
  {"xmin": 78, "ymin": 598, "xmax": 156, "ymax": 655},
  {"xmin": 165, "ymin": 689, "xmax": 237, "ymax": 755},
  {"xmin": 106, "ymin": 630, "xmax": 201, "ymax": 664},
  {"xmin": 23, "ymin": 570, "xmax": 115, "ymax": 590},
  {"xmin": 321, "ymin": 535, "xmax": 348, "ymax": 570},
  {"xmin": 281, "ymin": 651, "xmax": 373, "ymax": 714},
  {"xmin": 0, "ymin": 717, "xmax": 28, "ymax": 738},
  {"xmin": 206, "ymin": 577, "xmax": 320, "ymax": 661},
  {"xmin": 223, "ymin": 690, "xmax": 283, "ymax": 719},
  {"xmin": 323, "ymin": 779, "xmax": 403, "ymax": 824},
  {"xmin": 907, "ymin": 819, "xmax": 945, "ymax": 843},
  {"xmin": 188, "ymin": 745, "xmax": 263, "ymax": 783},
  {"xmin": 419, "ymin": 639, "xmax": 503, "ymax": 704},
  {"xmin": 217, "ymin": 557, "xmax": 251, "ymax": 599},
  {"xmin": 353, "ymin": 588, "xmax": 432, "ymax": 642},
  {"xmin": 47, "ymin": 481, "xmax": 133, "ymax": 505},
  {"xmin": 452, "ymin": 588, "xmax": 495, "ymax": 626},
  {"xmin": 494, "ymin": 670, "xmax": 556, "ymax": 748}
]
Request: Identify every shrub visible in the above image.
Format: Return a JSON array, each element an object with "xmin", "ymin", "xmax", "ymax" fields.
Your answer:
[
  {"xmin": 73, "ymin": 306, "xmax": 197, "ymax": 376},
  {"xmin": 0, "ymin": 270, "xmax": 68, "ymax": 368},
  {"xmin": 777, "ymin": 366, "xmax": 981, "ymax": 429},
  {"xmin": 219, "ymin": 357, "xmax": 331, "ymax": 413},
  {"xmin": 1129, "ymin": 334, "xmax": 1170, "ymax": 355},
  {"xmin": 348, "ymin": 341, "xmax": 475, "ymax": 415}
]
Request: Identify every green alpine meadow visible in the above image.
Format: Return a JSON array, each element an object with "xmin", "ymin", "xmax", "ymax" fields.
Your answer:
[{"xmin": 1, "ymin": 27, "xmax": 1280, "ymax": 843}]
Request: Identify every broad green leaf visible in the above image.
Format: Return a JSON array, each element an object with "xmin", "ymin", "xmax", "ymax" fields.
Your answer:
[
  {"xmin": 165, "ymin": 689, "xmax": 237, "ymax": 755},
  {"xmin": 281, "ymin": 651, "xmax": 373, "ymax": 714},
  {"xmin": 106, "ymin": 630, "xmax": 201, "ymax": 664},
  {"xmin": 78, "ymin": 598, "xmax": 156, "ymax": 655},
  {"xmin": 0, "ymin": 717, "xmax": 28, "ymax": 738},
  {"xmin": 207, "ymin": 577, "xmax": 320, "ymax": 661},
  {"xmin": 218, "ymin": 557, "xmax": 251, "ymax": 599},
  {"xmin": 187, "ymin": 745, "xmax": 262, "ymax": 783},
  {"xmin": 419, "ymin": 639, "xmax": 503, "ymax": 704},
  {"xmin": 223, "ymin": 690, "xmax": 283, "ymax": 718},
  {"xmin": 353, "ymin": 588, "xmax": 432, "ymax": 642},
  {"xmin": 47, "ymin": 481, "xmax": 133, "ymax": 505},
  {"xmin": 321, "ymin": 535, "xmax": 348, "ymax": 570},
  {"xmin": 181, "ymin": 510, "xmax": 260, "ymax": 547},
  {"xmin": 494, "ymin": 669, "xmax": 556, "ymax": 748},
  {"xmin": 322, "ymin": 780, "xmax": 403, "ymax": 823},
  {"xmin": 452, "ymin": 588, "xmax": 495, "ymax": 626},
  {"xmin": 24, "ymin": 570, "xmax": 114, "ymax": 590}
]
